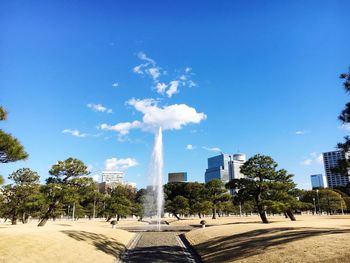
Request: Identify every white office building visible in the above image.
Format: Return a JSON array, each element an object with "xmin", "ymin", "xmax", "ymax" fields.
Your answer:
[
  {"xmin": 310, "ymin": 174, "xmax": 328, "ymax": 189},
  {"xmin": 101, "ymin": 171, "xmax": 124, "ymax": 184}
]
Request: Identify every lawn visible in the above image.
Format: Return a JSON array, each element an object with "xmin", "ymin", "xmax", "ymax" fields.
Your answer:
[
  {"xmin": 1, "ymin": 215, "xmax": 349, "ymax": 263},
  {"xmin": 184, "ymin": 215, "xmax": 350, "ymax": 263},
  {"xmin": 0, "ymin": 219, "xmax": 136, "ymax": 263}
]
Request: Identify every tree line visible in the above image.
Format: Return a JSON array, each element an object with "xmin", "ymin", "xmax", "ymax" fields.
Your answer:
[
  {"xmin": 1, "ymin": 154, "xmax": 349, "ymax": 226},
  {"xmin": 165, "ymin": 155, "xmax": 350, "ymax": 223},
  {"xmin": 0, "ymin": 158, "xmax": 147, "ymax": 226}
]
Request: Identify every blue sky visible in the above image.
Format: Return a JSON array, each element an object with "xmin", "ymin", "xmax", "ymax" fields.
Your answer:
[{"xmin": 1, "ymin": 0, "xmax": 350, "ymax": 189}]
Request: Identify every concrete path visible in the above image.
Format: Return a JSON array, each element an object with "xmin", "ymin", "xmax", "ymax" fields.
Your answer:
[{"xmin": 119, "ymin": 231, "xmax": 200, "ymax": 263}]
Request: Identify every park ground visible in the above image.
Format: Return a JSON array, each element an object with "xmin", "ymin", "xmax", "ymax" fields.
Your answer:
[
  {"xmin": 0, "ymin": 219, "xmax": 140, "ymax": 263},
  {"xmin": 183, "ymin": 215, "xmax": 350, "ymax": 263},
  {"xmin": 0, "ymin": 215, "xmax": 350, "ymax": 263}
]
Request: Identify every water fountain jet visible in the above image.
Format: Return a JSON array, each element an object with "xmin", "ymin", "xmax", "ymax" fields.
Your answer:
[{"xmin": 144, "ymin": 127, "xmax": 164, "ymax": 231}]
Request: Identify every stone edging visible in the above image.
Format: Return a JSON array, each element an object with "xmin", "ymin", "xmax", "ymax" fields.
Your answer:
[
  {"xmin": 116, "ymin": 233, "xmax": 141, "ymax": 263},
  {"xmin": 178, "ymin": 233, "xmax": 203, "ymax": 263}
]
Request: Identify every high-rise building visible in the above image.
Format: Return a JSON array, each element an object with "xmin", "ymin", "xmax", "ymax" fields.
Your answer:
[
  {"xmin": 310, "ymin": 174, "xmax": 328, "ymax": 189},
  {"xmin": 101, "ymin": 171, "xmax": 124, "ymax": 184},
  {"xmin": 204, "ymin": 153, "xmax": 246, "ymax": 184},
  {"xmin": 168, "ymin": 172, "xmax": 187, "ymax": 183},
  {"xmin": 323, "ymin": 151, "xmax": 350, "ymax": 188}
]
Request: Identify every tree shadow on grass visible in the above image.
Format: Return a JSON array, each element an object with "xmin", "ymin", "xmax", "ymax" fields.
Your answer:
[
  {"xmin": 61, "ymin": 230, "xmax": 126, "ymax": 257},
  {"xmin": 218, "ymin": 221, "xmax": 263, "ymax": 226},
  {"xmin": 190, "ymin": 221, "xmax": 263, "ymax": 228},
  {"xmin": 195, "ymin": 227, "xmax": 350, "ymax": 262}
]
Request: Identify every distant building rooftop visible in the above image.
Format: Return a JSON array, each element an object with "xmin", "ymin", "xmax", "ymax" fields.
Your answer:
[{"xmin": 168, "ymin": 172, "xmax": 187, "ymax": 183}]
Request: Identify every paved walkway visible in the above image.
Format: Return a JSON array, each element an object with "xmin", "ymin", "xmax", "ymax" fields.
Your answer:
[{"xmin": 119, "ymin": 231, "xmax": 200, "ymax": 263}]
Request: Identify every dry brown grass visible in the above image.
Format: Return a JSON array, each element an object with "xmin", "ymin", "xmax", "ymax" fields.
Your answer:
[
  {"xmin": 184, "ymin": 215, "xmax": 350, "ymax": 263},
  {"xmin": 0, "ymin": 219, "xmax": 136, "ymax": 263}
]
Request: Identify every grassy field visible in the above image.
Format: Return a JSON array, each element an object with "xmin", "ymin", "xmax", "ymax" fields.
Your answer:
[
  {"xmin": 184, "ymin": 215, "xmax": 350, "ymax": 263},
  {"xmin": 0, "ymin": 219, "xmax": 139, "ymax": 263},
  {"xmin": 1, "ymin": 215, "xmax": 350, "ymax": 263}
]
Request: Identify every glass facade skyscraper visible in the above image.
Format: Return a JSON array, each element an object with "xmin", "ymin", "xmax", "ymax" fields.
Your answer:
[
  {"xmin": 310, "ymin": 174, "xmax": 328, "ymax": 189},
  {"xmin": 204, "ymin": 153, "xmax": 246, "ymax": 184}
]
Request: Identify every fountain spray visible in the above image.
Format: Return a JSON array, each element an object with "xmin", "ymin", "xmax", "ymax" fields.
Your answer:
[{"xmin": 145, "ymin": 126, "xmax": 164, "ymax": 231}]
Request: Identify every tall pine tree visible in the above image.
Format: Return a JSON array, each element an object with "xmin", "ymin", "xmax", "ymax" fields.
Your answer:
[
  {"xmin": 335, "ymin": 68, "xmax": 350, "ymax": 180},
  {"xmin": 0, "ymin": 106, "xmax": 28, "ymax": 164}
]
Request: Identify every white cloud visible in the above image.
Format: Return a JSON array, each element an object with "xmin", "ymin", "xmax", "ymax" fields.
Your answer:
[
  {"xmin": 133, "ymin": 52, "xmax": 197, "ymax": 98},
  {"xmin": 62, "ymin": 129, "xmax": 87, "ymax": 138},
  {"xmin": 147, "ymin": 67, "xmax": 161, "ymax": 80},
  {"xmin": 301, "ymin": 152, "xmax": 323, "ymax": 166},
  {"xmin": 62, "ymin": 129, "xmax": 102, "ymax": 138},
  {"xmin": 87, "ymin": 103, "xmax": 113, "ymax": 113},
  {"xmin": 155, "ymin": 83, "xmax": 167, "ymax": 94},
  {"xmin": 100, "ymin": 98, "xmax": 206, "ymax": 137},
  {"xmin": 301, "ymin": 159, "xmax": 312, "ymax": 165},
  {"xmin": 137, "ymin": 52, "xmax": 155, "ymax": 65},
  {"xmin": 202, "ymin": 146, "xmax": 222, "ymax": 152},
  {"xmin": 104, "ymin": 157, "xmax": 138, "ymax": 171},
  {"xmin": 100, "ymin": 121, "xmax": 143, "ymax": 135},
  {"xmin": 179, "ymin": 75, "xmax": 187, "ymax": 81},
  {"xmin": 133, "ymin": 64, "xmax": 144, "ymax": 74},
  {"xmin": 295, "ymin": 130, "xmax": 309, "ymax": 135},
  {"xmin": 133, "ymin": 52, "xmax": 157, "ymax": 76},
  {"xmin": 166, "ymin": 80, "xmax": 180, "ymax": 98},
  {"xmin": 128, "ymin": 98, "xmax": 207, "ymax": 131},
  {"xmin": 112, "ymin": 82, "xmax": 119, "ymax": 87},
  {"xmin": 316, "ymin": 154, "xmax": 324, "ymax": 164},
  {"xmin": 186, "ymin": 144, "xmax": 195, "ymax": 150},
  {"xmin": 133, "ymin": 53, "xmax": 162, "ymax": 82},
  {"xmin": 188, "ymin": 80, "xmax": 197, "ymax": 88}
]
